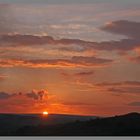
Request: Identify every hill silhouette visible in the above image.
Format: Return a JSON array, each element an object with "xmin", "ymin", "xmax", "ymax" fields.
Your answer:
[
  {"xmin": 0, "ymin": 112, "xmax": 140, "ymax": 136},
  {"xmin": 0, "ymin": 113, "xmax": 96, "ymax": 135},
  {"xmin": 8, "ymin": 112, "xmax": 140, "ymax": 136}
]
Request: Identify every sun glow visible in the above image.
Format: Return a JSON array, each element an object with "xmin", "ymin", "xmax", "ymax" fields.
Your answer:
[{"xmin": 43, "ymin": 111, "xmax": 49, "ymax": 115}]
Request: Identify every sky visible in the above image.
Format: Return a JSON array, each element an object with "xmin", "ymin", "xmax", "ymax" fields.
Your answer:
[{"xmin": 0, "ymin": 0, "xmax": 140, "ymax": 116}]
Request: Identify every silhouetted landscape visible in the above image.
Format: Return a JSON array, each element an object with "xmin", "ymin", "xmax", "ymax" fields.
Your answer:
[
  {"xmin": 0, "ymin": 112, "xmax": 140, "ymax": 136},
  {"xmin": 0, "ymin": 113, "xmax": 96, "ymax": 135}
]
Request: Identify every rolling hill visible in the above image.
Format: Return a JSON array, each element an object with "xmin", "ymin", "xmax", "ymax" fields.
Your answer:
[{"xmin": 0, "ymin": 113, "xmax": 97, "ymax": 135}]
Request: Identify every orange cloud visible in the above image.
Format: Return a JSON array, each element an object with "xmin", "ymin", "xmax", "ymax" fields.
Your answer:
[{"xmin": 0, "ymin": 56, "xmax": 113, "ymax": 68}]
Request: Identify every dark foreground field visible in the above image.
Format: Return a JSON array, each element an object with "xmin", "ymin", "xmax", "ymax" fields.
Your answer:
[{"xmin": 0, "ymin": 112, "xmax": 140, "ymax": 136}]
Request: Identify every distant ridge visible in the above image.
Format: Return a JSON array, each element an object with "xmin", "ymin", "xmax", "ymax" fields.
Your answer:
[
  {"xmin": 15, "ymin": 112, "xmax": 140, "ymax": 136},
  {"xmin": 121, "ymin": 112, "xmax": 140, "ymax": 117},
  {"xmin": 0, "ymin": 112, "xmax": 140, "ymax": 136},
  {"xmin": 0, "ymin": 113, "xmax": 97, "ymax": 135}
]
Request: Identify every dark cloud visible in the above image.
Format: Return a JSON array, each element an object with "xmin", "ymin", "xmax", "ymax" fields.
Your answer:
[
  {"xmin": 123, "ymin": 81, "xmax": 140, "ymax": 86},
  {"xmin": 0, "ymin": 34, "xmax": 91, "ymax": 49},
  {"xmin": 26, "ymin": 92, "xmax": 39, "ymax": 100},
  {"xmin": 0, "ymin": 31, "xmax": 140, "ymax": 53},
  {"xmin": 0, "ymin": 90, "xmax": 48, "ymax": 100},
  {"xmin": 26, "ymin": 90, "xmax": 47, "ymax": 100},
  {"xmin": 101, "ymin": 20, "xmax": 140, "ymax": 39},
  {"xmin": 0, "ymin": 34, "xmax": 54, "ymax": 46},
  {"xmin": 61, "ymin": 71, "xmax": 94, "ymax": 78},
  {"xmin": 96, "ymin": 81, "xmax": 140, "ymax": 87},
  {"xmin": 0, "ymin": 92, "xmax": 14, "ymax": 99},
  {"xmin": 74, "ymin": 71, "xmax": 94, "ymax": 76},
  {"xmin": 95, "ymin": 81, "xmax": 140, "ymax": 95},
  {"xmin": 25, "ymin": 90, "xmax": 47, "ymax": 100},
  {"xmin": 97, "ymin": 39, "xmax": 140, "ymax": 51},
  {"xmin": 128, "ymin": 102, "xmax": 140, "ymax": 106},
  {"xmin": 99, "ymin": 20, "xmax": 140, "ymax": 53},
  {"xmin": 108, "ymin": 87, "xmax": 140, "ymax": 94}
]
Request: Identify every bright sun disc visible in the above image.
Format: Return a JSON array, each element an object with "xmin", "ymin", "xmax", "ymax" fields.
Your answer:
[{"xmin": 43, "ymin": 111, "xmax": 49, "ymax": 115}]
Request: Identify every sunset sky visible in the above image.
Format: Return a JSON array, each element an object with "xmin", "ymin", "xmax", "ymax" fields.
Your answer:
[{"xmin": 0, "ymin": 0, "xmax": 140, "ymax": 116}]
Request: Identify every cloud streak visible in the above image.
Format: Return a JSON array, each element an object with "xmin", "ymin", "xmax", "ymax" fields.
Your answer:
[
  {"xmin": 0, "ymin": 56, "xmax": 113, "ymax": 68},
  {"xmin": 74, "ymin": 71, "xmax": 94, "ymax": 76},
  {"xmin": 95, "ymin": 81, "xmax": 140, "ymax": 95},
  {"xmin": 108, "ymin": 87, "xmax": 140, "ymax": 94},
  {"xmin": 95, "ymin": 81, "xmax": 140, "ymax": 87},
  {"xmin": 0, "ymin": 33, "xmax": 139, "ymax": 53}
]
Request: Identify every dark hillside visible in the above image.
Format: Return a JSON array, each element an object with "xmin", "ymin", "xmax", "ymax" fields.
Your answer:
[{"xmin": 14, "ymin": 112, "xmax": 140, "ymax": 136}]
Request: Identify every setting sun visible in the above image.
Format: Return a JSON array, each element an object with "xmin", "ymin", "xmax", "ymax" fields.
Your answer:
[{"xmin": 43, "ymin": 111, "xmax": 49, "ymax": 115}]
